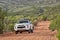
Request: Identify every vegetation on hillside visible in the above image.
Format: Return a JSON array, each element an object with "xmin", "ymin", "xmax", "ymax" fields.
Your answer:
[
  {"xmin": 49, "ymin": 14, "xmax": 60, "ymax": 40},
  {"xmin": 0, "ymin": 7, "xmax": 7, "ymax": 34},
  {"xmin": 49, "ymin": 5, "xmax": 60, "ymax": 40}
]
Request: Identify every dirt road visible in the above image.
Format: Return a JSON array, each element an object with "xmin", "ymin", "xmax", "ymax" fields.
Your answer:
[{"xmin": 0, "ymin": 21, "xmax": 58, "ymax": 40}]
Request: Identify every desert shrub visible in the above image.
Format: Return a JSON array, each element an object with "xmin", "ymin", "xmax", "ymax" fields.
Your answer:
[
  {"xmin": 49, "ymin": 14, "xmax": 60, "ymax": 31},
  {"xmin": 8, "ymin": 24, "xmax": 14, "ymax": 32},
  {"xmin": 0, "ymin": 7, "xmax": 7, "ymax": 34},
  {"xmin": 39, "ymin": 15, "xmax": 47, "ymax": 21},
  {"xmin": 58, "ymin": 30, "xmax": 60, "ymax": 40},
  {"xmin": 0, "ymin": 19, "xmax": 3, "ymax": 34},
  {"xmin": 49, "ymin": 14, "xmax": 60, "ymax": 40}
]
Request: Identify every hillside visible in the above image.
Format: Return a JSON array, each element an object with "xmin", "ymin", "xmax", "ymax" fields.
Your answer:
[{"xmin": 0, "ymin": 0, "xmax": 60, "ymax": 10}]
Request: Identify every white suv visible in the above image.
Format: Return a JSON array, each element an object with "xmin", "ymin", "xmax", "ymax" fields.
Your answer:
[{"xmin": 14, "ymin": 19, "xmax": 34, "ymax": 34}]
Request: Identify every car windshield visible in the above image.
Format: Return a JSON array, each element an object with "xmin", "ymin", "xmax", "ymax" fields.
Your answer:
[{"xmin": 18, "ymin": 20, "xmax": 28, "ymax": 23}]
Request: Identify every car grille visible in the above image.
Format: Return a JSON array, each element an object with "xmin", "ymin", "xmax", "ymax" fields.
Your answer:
[{"xmin": 17, "ymin": 25, "xmax": 25, "ymax": 28}]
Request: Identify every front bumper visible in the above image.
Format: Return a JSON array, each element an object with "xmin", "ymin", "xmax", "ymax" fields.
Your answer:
[{"xmin": 14, "ymin": 28, "xmax": 30, "ymax": 31}]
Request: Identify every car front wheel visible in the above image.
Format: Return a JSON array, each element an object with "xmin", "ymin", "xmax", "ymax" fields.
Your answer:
[{"xmin": 28, "ymin": 29, "xmax": 33, "ymax": 33}]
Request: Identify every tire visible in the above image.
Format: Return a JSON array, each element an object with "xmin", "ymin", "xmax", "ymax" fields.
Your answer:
[
  {"xmin": 28, "ymin": 29, "xmax": 33, "ymax": 33},
  {"xmin": 15, "ymin": 31, "xmax": 18, "ymax": 34},
  {"xmin": 20, "ymin": 31, "xmax": 22, "ymax": 33},
  {"xmin": 31, "ymin": 30, "xmax": 33, "ymax": 33}
]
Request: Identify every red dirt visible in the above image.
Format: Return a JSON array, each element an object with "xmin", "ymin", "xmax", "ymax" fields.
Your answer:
[{"xmin": 0, "ymin": 21, "xmax": 58, "ymax": 40}]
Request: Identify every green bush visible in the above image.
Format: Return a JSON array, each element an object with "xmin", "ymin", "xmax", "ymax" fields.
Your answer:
[
  {"xmin": 49, "ymin": 20, "xmax": 56, "ymax": 31},
  {"xmin": 39, "ymin": 15, "xmax": 47, "ymax": 21},
  {"xmin": 8, "ymin": 24, "xmax": 14, "ymax": 32},
  {"xmin": 57, "ymin": 30, "xmax": 60, "ymax": 40},
  {"xmin": 49, "ymin": 14, "xmax": 60, "ymax": 40},
  {"xmin": 0, "ymin": 7, "xmax": 7, "ymax": 34}
]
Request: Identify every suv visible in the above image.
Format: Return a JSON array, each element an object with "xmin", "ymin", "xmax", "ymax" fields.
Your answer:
[{"xmin": 14, "ymin": 19, "xmax": 34, "ymax": 34}]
